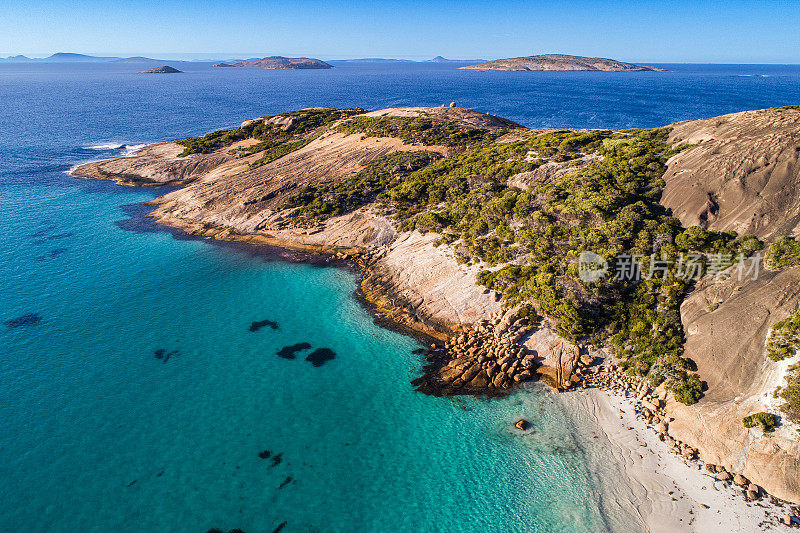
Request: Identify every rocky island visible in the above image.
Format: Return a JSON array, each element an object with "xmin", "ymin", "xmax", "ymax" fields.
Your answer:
[
  {"xmin": 227, "ymin": 56, "xmax": 332, "ymax": 69},
  {"xmin": 140, "ymin": 65, "xmax": 182, "ymax": 74},
  {"xmin": 460, "ymin": 54, "xmax": 666, "ymax": 71},
  {"xmin": 73, "ymin": 105, "xmax": 800, "ymax": 507}
]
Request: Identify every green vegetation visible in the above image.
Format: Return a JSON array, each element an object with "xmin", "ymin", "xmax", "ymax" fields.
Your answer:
[
  {"xmin": 772, "ymin": 105, "xmax": 800, "ymax": 111},
  {"xmin": 282, "ymin": 151, "xmax": 442, "ymax": 218},
  {"xmin": 765, "ymin": 237, "xmax": 800, "ymax": 268},
  {"xmin": 780, "ymin": 365, "xmax": 800, "ymax": 423},
  {"xmin": 274, "ymin": 112, "xmax": 766, "ymax": 405},
  {"xmin": 767, "ymin": 309, "xmax": 800, "ymax": 361},
  {"xmin": 768, "ymin": 307, "xmax": 800, "ymax": 422},
  {"xmin": 742, "ymin": 412, "xmax": 778, "ymax": 432},
  {"xmin": 334, "ymin": 115, "xmax": 508, "ymax": 147},
  {"xmin": 176, "ymin": 108, "xmax": 363, "ymax": 157}
]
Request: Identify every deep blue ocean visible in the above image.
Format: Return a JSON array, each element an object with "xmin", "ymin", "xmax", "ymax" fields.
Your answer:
[{"xmin": 1, "ymin": 61, "xmax": 799, "ymax": 533}]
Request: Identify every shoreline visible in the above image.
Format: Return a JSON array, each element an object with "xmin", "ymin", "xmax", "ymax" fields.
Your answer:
[
  {"xmin": 563, "ymin": 387, "xmax": 794, "ymax": 532},
  {"xmin": 116, "ymin": 195, "xmax": 446, "ymax": 348},
  {"xmin": 68, "ymin": 103, "xmax": 800, "ymax": 526},
  {"xmin": 119, "ymin": 190, "xmax": 796, "ymax": 530}
]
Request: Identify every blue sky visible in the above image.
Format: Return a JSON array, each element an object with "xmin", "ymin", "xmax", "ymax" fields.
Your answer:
[{"xmin": 2, "ymin": 0, "xmax": 799, "ymax": 63}]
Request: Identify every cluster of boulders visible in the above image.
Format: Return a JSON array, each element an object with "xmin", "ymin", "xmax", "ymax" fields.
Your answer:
[{"xmin": 412, "ymin": 308, "xmax": 537, "ymax": 396}]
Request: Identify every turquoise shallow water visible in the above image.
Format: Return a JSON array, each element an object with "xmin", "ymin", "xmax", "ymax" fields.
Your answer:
[
  {"xmin": 1, "ymin": 179, "xmax": 615, "ymax": 532},
  {"xmin": 2, "ymin": 61, "xmax": 800, "ymax": 532}
]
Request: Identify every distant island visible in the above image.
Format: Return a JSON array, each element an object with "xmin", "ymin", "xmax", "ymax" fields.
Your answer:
[
  {"xmin": 115, "ymin": 56, "xmax": 161, "ymax": 63},
  {"xmin": 140, "ymin": 66, "xmax": 182, "ymax": 74},
  {"xmin": 428, "ymin": 55, "xmax": 486, "ymax": 64},
  {"xmin": 227, "ymin": 56, "xmax": 332, "ymax": 69},
  {"xmin": 460, "ymin": 54, "xmax": 666, "ymax": 72},
  {"xmin": 211, "ymin": 62, "xmax": 234, "ymax": 67},
  {"xmin": 0, "ymin": 53, "xmax": 166, "ymax": 63}
]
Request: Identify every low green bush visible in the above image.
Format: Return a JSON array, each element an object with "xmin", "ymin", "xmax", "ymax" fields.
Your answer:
[
  {"xmin": 780, "ymin": 365, "xmax": 800, "ymax": 423},
  {"xmin": 765, "ymin": 237, "xmax": 800, "ymax": 268},
  {"xmin": 743, "ymin": 412, "xmax": 777, "ymax": 432}
]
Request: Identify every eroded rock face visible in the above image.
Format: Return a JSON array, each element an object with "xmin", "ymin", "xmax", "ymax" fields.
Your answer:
[
  {"xmin": 662, "ymin": 108, "xmax": 800, "ymax": 241},
  {"xmin": 666, "ymin": 264, "xmax": 800, "ymax": 502}
]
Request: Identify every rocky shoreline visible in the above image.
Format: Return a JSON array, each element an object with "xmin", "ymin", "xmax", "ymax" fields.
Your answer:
[
  {"xmin": 411, "ymin": 307, "xmax": 537, "ymax": 396},
  {"xmin": 70, "ymin": 105, "xmax": 800, "ymax": 514}
]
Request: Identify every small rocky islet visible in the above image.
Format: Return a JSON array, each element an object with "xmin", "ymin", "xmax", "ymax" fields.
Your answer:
[{"xmin": 140, "ymin": 65, "xmax": 182, "ymax": 74}]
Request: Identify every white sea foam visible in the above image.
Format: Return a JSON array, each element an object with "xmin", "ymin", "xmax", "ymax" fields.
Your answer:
[
  {"xmin": 122, "ymin": 144, "xmax": 146, "ymax": 156},
  {"xmin": 83, "ymin": 142, "xmax": 125, "ymax": 150}
]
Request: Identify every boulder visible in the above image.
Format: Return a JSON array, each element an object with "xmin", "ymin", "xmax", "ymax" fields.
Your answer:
[
  {"xmin": 716, "ymin": 470, "xmax": 732, "ymax": 482},
  {"xmin": 733, "ymin": 474, "xmax": 749, "ymax": 487},
  {"xmin": 460, "ymin": 365, "xmax": 480, "ymax": 383},
  {"xmin": 492, "ymin": 372, "xmax": 506, "ymax": 388},
  {"xmin": 468, "ymin": 370, "xmax": 490, "ymax": 389},
  {"xmin": 641, "ymin": 400, "xmax": 659, "ymax": 413},
  {"xmin": 515, "ymin": 419, "xmax": 531, "ymax": 431}
]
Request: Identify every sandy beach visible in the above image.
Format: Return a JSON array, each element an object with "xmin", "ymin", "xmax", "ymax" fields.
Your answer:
[{"xmin": 561, "ymin": 388, "xmax": 794, "ymax": 532}]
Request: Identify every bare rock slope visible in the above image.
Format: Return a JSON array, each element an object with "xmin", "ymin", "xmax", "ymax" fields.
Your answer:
[
  {"xmin": 666, "ymin": 264, "xmax": 800, "ymax": 502},
  {"xmin": 662, "ymin": 107, "xmax": 800, "ymax": 240}
]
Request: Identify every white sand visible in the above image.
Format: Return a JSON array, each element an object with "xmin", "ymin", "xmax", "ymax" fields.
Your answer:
[{"xmin": 567, "ymin": 388, "xmax": 793, "ymax": 532}]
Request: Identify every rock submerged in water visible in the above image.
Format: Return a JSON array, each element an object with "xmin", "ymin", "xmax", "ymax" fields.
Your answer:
[
  {"xmin": 249, "ymin": 319, "xmax": 279, "ymax": 332},
  {"xmin": 153, "ymin": 348, "xmax": 178, "ymax": 362},
  {"xmin": 305, "ymin": 348, "xmax": 336, "ymax": 367},
  {"xmin": 276, "ymin": 342, "xmax": 312, "ymax": 360},
  {"xmin": 5, "ymin": 313, "xmax": 42, "ymax": 328}
]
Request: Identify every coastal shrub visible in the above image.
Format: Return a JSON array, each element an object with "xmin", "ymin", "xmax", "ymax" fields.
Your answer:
[
  {"xmin": 780, "ymin": 365, "xmax": 800, "ymax": 423},
  {"xmin": 335, "ymin": 115, "xmax": 506, "ymax": 147},
  {"xmin": 177, "ymin": 127, "xmax": 248, "ymax": 156},
  {"xmin": 765, "ymin": 237, "xmax": 800, "ymax": 268},
  {"xmin": 766, "ymin": 309, "xmax": 800, "ymax": 361},
  {"xmin": 671, "ymin": 374, "xmax": 704, "ymax": 405},
  {"xmin": 742, "ymin": 412, "xmax": 778, "ymax": 432},
  {"xmin": 277, "ymin": 117, "xmax": 765, "ymax": 405},
  {"xmin": 177, "ymin": 108, "xmax": 363, "ymax": 157},
  {"xmin": 249, "ymin": 139, "xmax": 313, "ymax": 169},
  {"xmin": 281, "ymin": 151, "xmax": 442, "ymax": 218}
]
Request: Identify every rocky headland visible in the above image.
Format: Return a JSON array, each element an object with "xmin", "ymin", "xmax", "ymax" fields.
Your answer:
[
  {"xmin": 460, "ymin": 54, "xmax": 666, "ymax": 72},
  {"xmin": 72, "ymin": 105, "xmax": 800, "ymax": 511}
]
